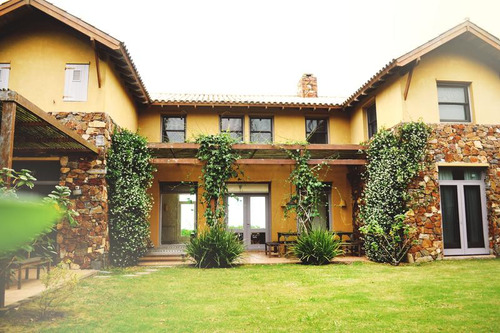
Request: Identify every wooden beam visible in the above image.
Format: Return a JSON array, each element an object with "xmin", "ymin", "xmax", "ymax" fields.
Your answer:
[
  {"xmin": 0, "ymin": 101, "xmax": 16, "ymax": 169},
  {"xmin": 91, "ymin": 38, "xmax": 102, "ymax": 88},
  {"xmin": 403, "ymin": 65, "xmax": 414, "ymax": 101},
  {"xmin": 147, "ymin": 142, "xmax": 367, "ymax": 151},
  {"xmin": 151, "ymin": 158, "xmax": 367, "ymax": 166}
]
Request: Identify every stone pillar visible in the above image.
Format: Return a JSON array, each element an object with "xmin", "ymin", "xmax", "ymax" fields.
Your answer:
[{"xmin": 51, "ymin": 112, "xmax": 117, "ymax": 269}]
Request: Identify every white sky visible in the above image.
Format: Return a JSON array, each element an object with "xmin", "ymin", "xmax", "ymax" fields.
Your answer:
[{"xmin": 45, "ymin": 0, "xmax": 500, "ymax": 98}]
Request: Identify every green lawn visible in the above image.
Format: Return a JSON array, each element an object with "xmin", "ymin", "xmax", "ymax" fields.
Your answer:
[{"xmin": 2, "ymin": 259, "xmax": 499, "ymax": 332}]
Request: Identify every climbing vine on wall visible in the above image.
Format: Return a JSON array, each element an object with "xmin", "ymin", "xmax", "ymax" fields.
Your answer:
[
  {"xmin": 107, "ymin": 130, "xmax": 155, "ymax": 267},
  {"xmin": 284, "ymin": 149, "xmax": 326, "ymax": 233},
  {"xmin": 359, "ymin": 121, "xmax": 431, "ymax": 265},
  {"xmin": 195, "ymin": 133, "xmax": 241, "ymax": 228}
]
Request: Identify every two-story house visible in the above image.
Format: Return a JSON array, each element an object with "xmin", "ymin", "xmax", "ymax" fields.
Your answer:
[{"xmin": 0, "ymin": 0, "xmax": 498, "ymax": 267}]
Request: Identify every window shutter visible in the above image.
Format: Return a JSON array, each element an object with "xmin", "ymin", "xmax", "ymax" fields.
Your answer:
[
  {"xmin": 63, "ymin": 64, "xmax": 89, "ymax": 101},
  {"xmin": 0, "ymin": 64, "xmax": 11, "ymax": 90}
]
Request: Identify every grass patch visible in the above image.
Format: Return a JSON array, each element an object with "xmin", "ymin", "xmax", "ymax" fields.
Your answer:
[{"xmin": 1, "ymin": 259, "xmax": 499, "ymax": 332}]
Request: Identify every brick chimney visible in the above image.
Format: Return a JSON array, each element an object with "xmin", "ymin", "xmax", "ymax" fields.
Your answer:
[{"xmin": 297, "ymin": 74, "xmax": 318, "ymax": 98}]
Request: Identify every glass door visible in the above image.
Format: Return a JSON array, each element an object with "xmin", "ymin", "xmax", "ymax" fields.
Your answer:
[
  {"xmin": 439, "ymin": 168, "xmax": 489, "ymax": 255},
  {"xmin": 227, "ymin": 194, "xmax": 268, "ymax": 250}
]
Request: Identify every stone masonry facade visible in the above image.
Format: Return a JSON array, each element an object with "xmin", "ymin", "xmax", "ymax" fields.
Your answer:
[
  {"xmin": 406, "ymin": 123, "xmax": 500, "ymax": 263},
  {"xmin": 50, "ymin": 112, "xmax": 117, "ymax": 269}
]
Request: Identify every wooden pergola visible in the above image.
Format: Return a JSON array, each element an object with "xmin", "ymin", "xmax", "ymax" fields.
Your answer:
[
  {"xmin": 0, "ymin": 90, "xmax": 98, "ymax": 169},
  {"xmin": 148, "ymin": 143, "xmax": 366, "ymax": 166}
]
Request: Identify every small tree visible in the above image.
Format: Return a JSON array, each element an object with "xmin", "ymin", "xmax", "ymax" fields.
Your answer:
[
  {"xmin": 284, "ymin": 149, "xmax": 326, "ymax": 233},
  {"xmin": 107, "ymin": 130, "xmax": 155, "ymax": 267},
  {"xmin": 186, "ymin": 134, "xmax": 244, "ymax": 268}
]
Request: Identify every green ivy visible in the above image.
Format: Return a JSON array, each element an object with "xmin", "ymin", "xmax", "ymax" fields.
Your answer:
[
  {"xmin": 107, "ymin": 130, "xmax": 155, "ymax": 267},
  {"xmin": 195, "ymin": 133, "xmax": 241, "ymax": 228},
  {"xmin": 359, "ymin": 121, "xmax": 431, "ymax": 265},
  {"xmin": 284, "ymin": 149, "xmax": 326, "ymax": 233}
]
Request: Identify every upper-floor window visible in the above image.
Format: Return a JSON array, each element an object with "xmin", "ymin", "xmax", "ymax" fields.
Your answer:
[
  {"xmin": 162, "ymin": 116, "xmax": 185, "ymax": 143},
  {"xmin": 0, "ymin": 63, "xmax": 10, "ymax": 90},
  {"xmin": 366, "ymin": 103, "xmax": 377, "ymax": 139},
  {"xmin": 220, "ymin": 116, "xmax": 243, "ymax": 141},
  {"xmin": 305, "ymin": 118, "xmax": 328, "ymax": 144},
  {"xmin": 250, "ymin": 117, "xmax": 273, "ymax": 143},
  {"xmin": 437, "ymin": 83, "xmax": 471, "ymax": 122},
  {"xmin": 63, "ymin": 63, "xmax": 89, "ymax": 102}
]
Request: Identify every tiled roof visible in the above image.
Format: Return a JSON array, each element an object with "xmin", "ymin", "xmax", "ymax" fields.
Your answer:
[{"xmin": 151, "ymin": 93, "xmax": 344, "ymax": 108}]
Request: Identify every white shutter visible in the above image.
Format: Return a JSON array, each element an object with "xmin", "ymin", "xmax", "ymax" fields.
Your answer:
[
  {"xmin": 0, "ymin": 64, "xmax": 11, "ymax": 90},
  {"xmin": 63, "ymin": 64, "xmax": 89, "ymax": 101}
]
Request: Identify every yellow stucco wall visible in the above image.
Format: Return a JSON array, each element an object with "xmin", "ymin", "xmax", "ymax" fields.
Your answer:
[
  {"xmin": 149, "ymin": 164, "xmax": 353, "ymax": 247},
  {"xmin": 350, "ymin": 40, "xmax": 500, "ymax": 143},
  {"xmin": 0, "ymin": 17, "xmax": 138, "ymax": 130},
  {"xmin": 139, "ymin": 106, "xmax": 351, "ymax": 144}
]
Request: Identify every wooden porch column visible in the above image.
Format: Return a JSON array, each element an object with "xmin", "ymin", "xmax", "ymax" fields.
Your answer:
[{"xmin": 0, "ymin": 101, "xmax": 16, "ymax": 169}]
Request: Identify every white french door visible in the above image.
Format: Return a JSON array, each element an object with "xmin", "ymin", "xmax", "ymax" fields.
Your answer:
[
  {"xmin": 226, "ymin": 194, "xmax": 268, "ymax": 250},
  {"xmin": 439, "ymin": 171, "xmax": 489, "ymax": 255}
]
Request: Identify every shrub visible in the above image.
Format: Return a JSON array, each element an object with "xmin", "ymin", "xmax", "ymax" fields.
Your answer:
[
  {"xmin": 37, "ymin": 265, "xmax": 78, "ymax": 320},
  {"xmin": 186, "ymin": 227, "xmax": 244, "ymax": 268},
  {"xmin": 107, "ymin": 130, "xmax": 155, "ymax": 267},
  {"xmin": 293, "ymin": 229, "xmax": 343, "ymax": 265}
]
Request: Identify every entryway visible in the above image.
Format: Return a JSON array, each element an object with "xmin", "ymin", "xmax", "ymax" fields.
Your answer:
[
  {"xmin": 160, "ymin": 183, "xmax": 197, "ymax": 245},
  {"xmin": 439, "ymin": 167, "xmax": 489, "ymax": 255},
  {"xmin": 226, "ymin": 184, "xmax": 269, "ymax": 250}
]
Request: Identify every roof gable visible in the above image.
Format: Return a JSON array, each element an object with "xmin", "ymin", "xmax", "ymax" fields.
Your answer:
[
  {"xmin": 0, "ymin": 0, "xmax": 150, "ymax": 105},
  {"xmin": 344, "ymin": 21, "xmax": 500, "ymax": 109}
]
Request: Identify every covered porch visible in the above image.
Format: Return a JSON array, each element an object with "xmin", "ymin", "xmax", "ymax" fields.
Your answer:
[{"xmin": 146, "ymin": 142, "xmax": 367, "ymax": 252}]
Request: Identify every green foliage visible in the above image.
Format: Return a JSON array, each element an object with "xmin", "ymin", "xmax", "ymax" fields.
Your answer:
[
  {"xmin": 107, "ymin": 130, "xmax": 156, "ymax": 267},
  {"xmin": 284, "ymin": 149, "xmax": 326, "ymax": 233},
  {"xmin": 0, "ymin": 198, "xmax": 61, "ymax": 256},
  {"xmin": 293, "ymin": 229, "xmax": 343, "ymax": 265},
  {"xmin": 359, "ymin": 121, "xmax": 431, "ymax": 265},
  {"xmin": 186, "ymin": 226, "xmax": 244, "ymax": 268},
  {"xmin": 195, "ymin": 133, "xmax": 241, "ymax": 228},
  {"xmin": 44, "ymin": 186, "xmax": 79, "ymax": 227},
  {"xmin": 0, "ymin": 168, "xmax": 36, "ymax": 197}
]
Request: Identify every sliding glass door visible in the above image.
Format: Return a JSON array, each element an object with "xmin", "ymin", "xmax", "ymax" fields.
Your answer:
[{"xmin": 439, "ymin": 168, "xmax": 489, "ymax": 255}]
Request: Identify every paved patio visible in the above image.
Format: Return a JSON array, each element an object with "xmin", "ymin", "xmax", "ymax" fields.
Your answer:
[{"xmin": 4, "ymin": 268, "xmax": 97, "ymax": 308}]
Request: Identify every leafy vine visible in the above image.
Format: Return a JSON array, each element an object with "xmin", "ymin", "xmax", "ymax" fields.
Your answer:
[
  {"xmin": 195, "ymin": 133, "xmax": 241, "ymax": 228},
  {"xmin": 359, "ymin": 121, "xmax": 431, "ymax": 265}
]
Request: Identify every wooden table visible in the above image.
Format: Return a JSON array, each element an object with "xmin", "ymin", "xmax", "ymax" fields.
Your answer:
[{"xmin": 277, "ymin": 232, "xmax": 299, "ymax": 257}]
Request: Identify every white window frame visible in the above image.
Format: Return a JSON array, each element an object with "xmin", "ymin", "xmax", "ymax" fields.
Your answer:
[
  {"xmin": 63, "ymin": 63, "xmax": 89, "ymax": 102},
  {"xmin": 0, "ymin": 63, "xmax": 11, "ymax": 90}
]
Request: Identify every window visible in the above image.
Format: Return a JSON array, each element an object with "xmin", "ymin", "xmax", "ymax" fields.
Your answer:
[
  {"xmin": 305, "ymin": 118, "xmax": 328, "ymax": 144},
  {"xmin": 162, "ymin": 116, "xmax": 185, "ymax": 143},
  {"xmin": 63, "ymin": 64, "xmax": 89, "ymax": 102},
  {"xmin": 250, "ymin": 117, "xmax": 273, "ymax": 143},
  {"xmin": 366, "ymin": 103, "xmax": 377, "ymax": 138},
  {"xmin": 0, "ymin": 63, "xmax": 10, "ymax": 90},
  {"xmin": 220, "ymin": 116, "xmax": 243, "ymax": 141},
  {"xmin": 437, "ymin": 83, "xmax": 471, "ymax": 122}
]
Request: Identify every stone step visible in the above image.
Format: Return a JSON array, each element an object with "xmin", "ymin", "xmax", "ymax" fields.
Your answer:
[{"xmin": 138, "ymin": 255, "xmax": 185, "ymax": 262}]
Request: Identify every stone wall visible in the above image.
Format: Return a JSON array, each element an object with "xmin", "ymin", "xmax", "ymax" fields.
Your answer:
[
  {"xmin": 51, "ymin": 112, "xmax": 117, "ymax": 269},
  {"xmin": 406, "ymin": 123, "xmax": 500, "ymax": 262}
]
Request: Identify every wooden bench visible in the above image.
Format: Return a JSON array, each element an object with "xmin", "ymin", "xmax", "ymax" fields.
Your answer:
[
  {"xmin": 9, "ymin": 257, "xmax": 51, "ymax": 289},
  {"xmin": 335, "ymin": 232, "xmax": 362, "ymax": 257}
]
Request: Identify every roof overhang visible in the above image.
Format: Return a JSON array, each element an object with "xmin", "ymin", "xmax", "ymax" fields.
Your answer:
[
  {"xmin": 0, "ymin": 0, "xmax": 150, "ymax": 105},
  {"xmin": 0, "ymin": 90, "xmax": 99, "ymax": 157},
  {"xmin": 343, "ymin": 21, "xmax": 500, "ymax": 109},
  {"xmin": 148, "ymin": 143, "xmax": 366, "ymax": 166}
]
